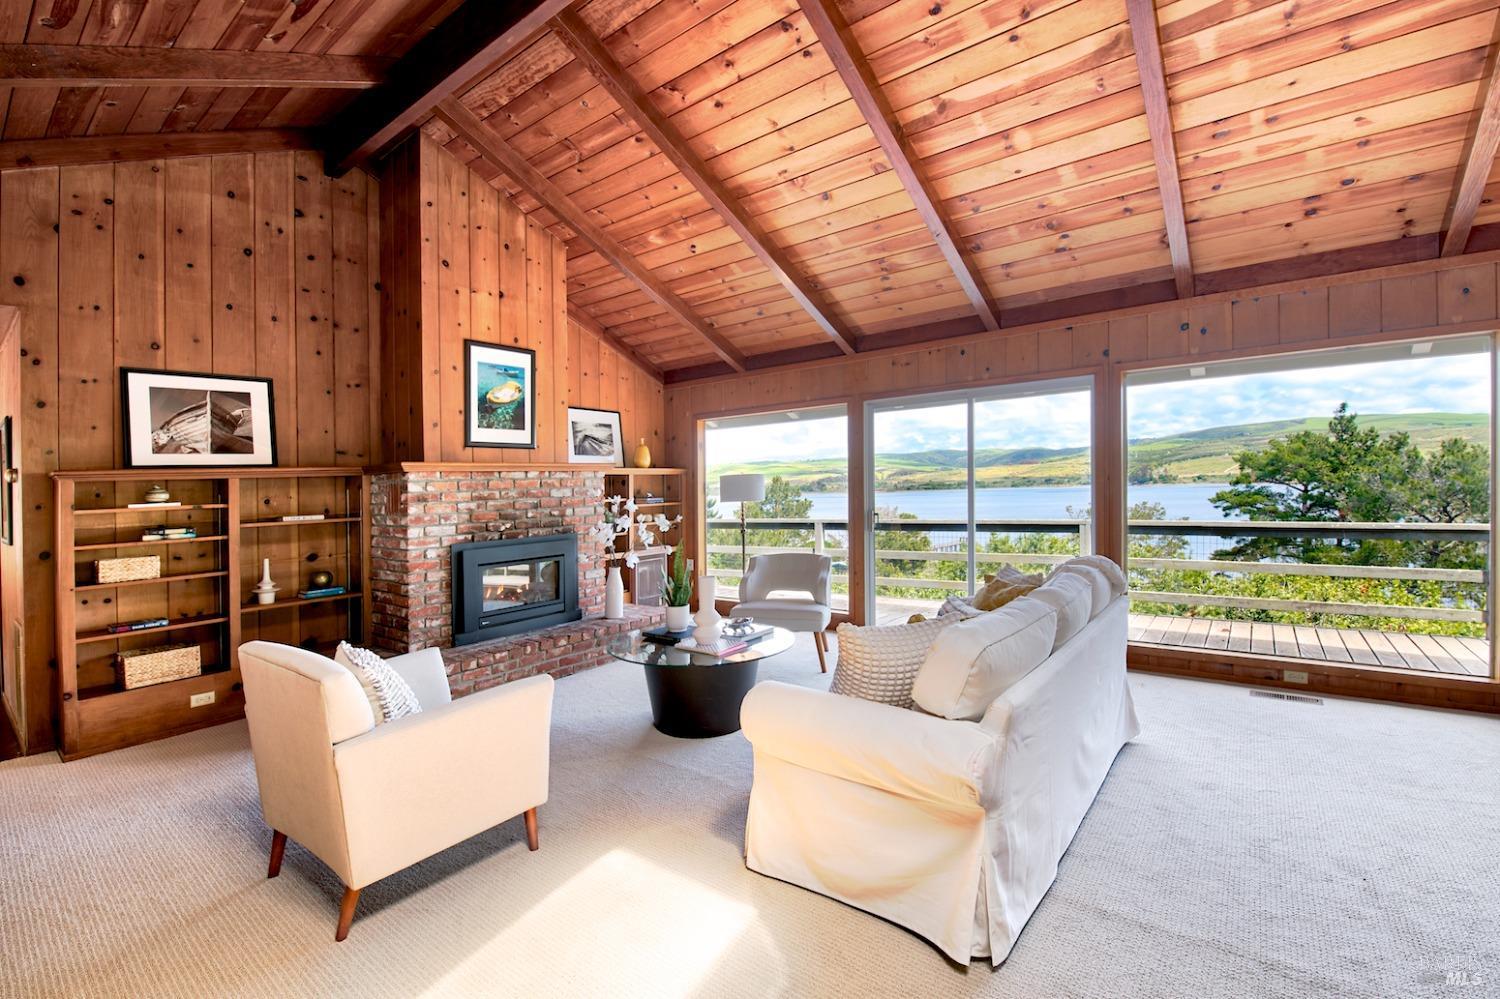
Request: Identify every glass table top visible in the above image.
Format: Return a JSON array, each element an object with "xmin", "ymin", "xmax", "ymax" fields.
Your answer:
[{"xmin": 607, "ymin": 626, "xmax": 795, "ymax": 667}]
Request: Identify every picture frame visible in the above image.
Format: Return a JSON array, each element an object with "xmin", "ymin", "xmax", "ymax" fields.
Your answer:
[
  {"xmin": 465, "ymin": 341, "xmax": 537, "ymax": 449},
  {"xmin": 0, "ymin": 415, "xmax": 12, "ymax": 546},
  {"xmin": 566, "ymin": 407, "xmax": 624, "ymax": 465},
  {"xmin": 120, "ymin": 368, "xmax": 278, "ymax": 468}
]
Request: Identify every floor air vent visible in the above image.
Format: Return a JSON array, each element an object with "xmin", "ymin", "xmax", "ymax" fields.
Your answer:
[{"xmin": 1250, "ymin": 690, "xmax": 1324, "ymax": 705}]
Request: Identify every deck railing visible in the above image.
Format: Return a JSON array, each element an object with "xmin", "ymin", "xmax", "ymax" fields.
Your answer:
[{"xmin": 705, "ymin": 517, "xmax": 1489, "ymax": 632}]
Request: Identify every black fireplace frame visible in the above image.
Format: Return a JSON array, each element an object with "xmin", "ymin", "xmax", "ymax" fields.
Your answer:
[{"xmin": 452, "ymin": 533, "xmax": 581, "ymax": 646}]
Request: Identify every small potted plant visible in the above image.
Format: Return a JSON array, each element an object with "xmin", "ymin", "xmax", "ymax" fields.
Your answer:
[{"xmin": 663, "ymin": 543, "xmax": 693, "ymax": 632}]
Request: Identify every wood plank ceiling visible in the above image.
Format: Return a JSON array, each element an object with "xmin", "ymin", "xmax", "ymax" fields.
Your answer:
[
  {"xmin": 413, "ymin": 0, "xmax": 1500, "ymax": 375},
  {"xmin": 0, "ymin": 0, "xmax": 458, "ymax": 137},
  {"xmin": 4, "ymin": 0, "xmax": 1500, "ymax": 377}
]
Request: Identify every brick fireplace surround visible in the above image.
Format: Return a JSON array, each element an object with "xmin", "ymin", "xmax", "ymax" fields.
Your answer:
[{"xmin": 370, "ymin": 467, "xmax": 662, "ymax": 696}]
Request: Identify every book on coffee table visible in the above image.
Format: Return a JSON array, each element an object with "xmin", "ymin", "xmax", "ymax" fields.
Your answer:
[
  {"xmin": 674, "ymin": 636, "xmax": 749, "ymax": 657},
  {"xmin": 641, "ymin": 625, "xmax": 695, "ymax": 644}
]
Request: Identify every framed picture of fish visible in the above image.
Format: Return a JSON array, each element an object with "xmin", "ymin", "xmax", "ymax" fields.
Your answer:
[
  {"xmin": 120, "ymin": 368, "xmax": 278, "ymax": 468},
  {"xmin": 566, "ymin": 407, "xmax": 623, "ymax": 464},
  {"xmin": 465, "ymin": 341, "xmax": 537, "ymax": 449}
]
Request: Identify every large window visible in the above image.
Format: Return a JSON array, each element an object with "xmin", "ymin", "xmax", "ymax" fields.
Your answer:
[
  {"xmin": 1124, "ymin": 337, "xmax": 1492, "ymax": 677},
  {"xmin": 864, "ymin": 379, "xmax": 1093, "ymax": 624},
  {"xmin": 702, "ymin": 406, "xmax": 849, "ymax": 610}
]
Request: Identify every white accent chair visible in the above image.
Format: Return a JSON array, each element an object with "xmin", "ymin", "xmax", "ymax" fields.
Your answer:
[
  {"xmin": 238, "ymin": 641, "xmax": 554, "ymax": 941},
  {"xmin": 730, "ymin": 552, "xmax": 834, "ymax": 671}
]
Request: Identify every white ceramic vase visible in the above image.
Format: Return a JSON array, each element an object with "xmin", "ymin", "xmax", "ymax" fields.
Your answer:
[
  {"xmin": 605, "ymin": 565, "xmax": 625, "ymax": 619},
  {"xmin": 665, "ymin": 603, "xmax": 691, "ymax": 632},
  {"xmin": 253, "ymin": 557, "xmax": 278, "ymax": 605},
  {"xmin": 693, "ymin": 574, "xmax": 722, "ymax": 644}
]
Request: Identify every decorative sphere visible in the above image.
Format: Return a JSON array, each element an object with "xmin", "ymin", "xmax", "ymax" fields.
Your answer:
[{"xmin": 309, "ymin": 570, "xmax": 335, "ymax": 589}]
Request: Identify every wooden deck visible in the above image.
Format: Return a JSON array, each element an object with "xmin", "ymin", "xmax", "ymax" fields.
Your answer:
[{"xmin": 1128, "ymin": 615, "xmax": 1492, "ymax": 677}]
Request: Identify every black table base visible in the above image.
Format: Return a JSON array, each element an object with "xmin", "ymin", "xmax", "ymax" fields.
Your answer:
[{"xmin": 643, "ymin": 659, "xmax": 760, "ymax": 738}]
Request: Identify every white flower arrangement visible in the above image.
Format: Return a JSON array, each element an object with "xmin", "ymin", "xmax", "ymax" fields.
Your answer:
[{"xmin": 589, "ymin": 495, "xmax": 682, "ymax": 567}]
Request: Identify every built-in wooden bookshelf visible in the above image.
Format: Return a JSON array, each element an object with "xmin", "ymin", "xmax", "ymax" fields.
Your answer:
[
  {"xmin": 53, "ymin": 467, "xmax": 371, "ymax": 760},
  {"xmin": 604, "ymin": 468, "xmax": 685, "ymax": 606}
]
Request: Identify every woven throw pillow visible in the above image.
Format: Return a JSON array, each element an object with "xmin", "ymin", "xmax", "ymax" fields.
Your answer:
[
  {"xmin": 335, "ymin": 642, "xmax": 422, "ymax": 725},
  {"xmin": 972, "ymin": 577, "xmax": 1037, "ymax": 612},
  {"xmin": 830, "ymin": 616, "xmax": 956, "ymax": 709}
]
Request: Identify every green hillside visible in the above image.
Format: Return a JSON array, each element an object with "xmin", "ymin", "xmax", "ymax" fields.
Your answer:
[{"xmin": 708, "ymin": 412, "xmax": 1489, "ymax": 492}]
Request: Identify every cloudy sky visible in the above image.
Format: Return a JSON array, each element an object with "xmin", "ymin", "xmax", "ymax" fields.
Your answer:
[{"xmin": 705, "ymin": 353, "xmax": 1488, "ymax": 466}]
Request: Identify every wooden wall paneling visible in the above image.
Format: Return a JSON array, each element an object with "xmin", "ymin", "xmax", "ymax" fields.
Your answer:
[
  {"xmin": 58, "ymin": 164, "xmax": 114, "ymax": 473},
  {"xmin": 1071, "ymin": 321, "xmax": 1110, "ymax": 367},
  {"xmin": 162, "ymin": 158, "xmax": 213, "ymax": 372},
  {"xmin": 1380, "ymin": 272, "xmax": 1438, "ymax": 330},
  {"xmin": 469, "ymin": 179, "xmax": 501, "ymax": 347},
  {"xmin": 527, "ymin": 217, "xmax": 554, "ymax": 463},
  {"xmin": 418, "ymin": 140, "xmax": 441, "ymax": 461},
  {"xmin": 252, "ymin": 153, "xmax": 296, "ymax": 462},
  {"xmin": 437, "ymin": 145, "xmax": 470, "ymax": 463},
  {"xmin": 1107, "ymin": 314, "xmax": 1151, "ymax": 364},
  {"xmin": 365, "ymin": 173, "xmax": 382, "ymax": 470},
  {"xmin": 1328, "ymin": 279, "xmax": 1382, "ymax": 336},
  {"xmin": 1, "ymin": 167, "xmax": 60, "ymax": 751},
  {"xmin": 212, "ymin": 154, "xmax": 256, "ymax": 378},
  {"xmin": 381, "ymin": 140, "xmax": 419, "ymax": 462},
  {"xmin": 331, "ymin": 168, "xmax": 374, "ymax": 464},
  {"xmin": 577, "ymin": 317, "xmax": 599, "ymax": 409},
  {"xmin": 1435, "ymin": 262, "xmax": 1498, "ymax": 324},
  {"xmin": 1277, "ymin": 287, "xmax": 1329, "ymax": 342},
  {"xmin": 551, "ymin": 237, "xmax": 570, "ymax": 460},
  {"xmin": 295, "ymin": 151, "xmax": 337, "ymax": 466},
  {"xmin": 1189, "ymin": 301, "xmax": 1232, "ymax": 355}
]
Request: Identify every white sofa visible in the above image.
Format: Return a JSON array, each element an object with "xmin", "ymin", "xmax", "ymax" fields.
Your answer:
[
  {"xmin": 740, "ymin": 572, "xmax": 1139, "ymax": 966},
  {"xmin": 239, "ymin": 641, "xmax": 553, "ymax": 940}
]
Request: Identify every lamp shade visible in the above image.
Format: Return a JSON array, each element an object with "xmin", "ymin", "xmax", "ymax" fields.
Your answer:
[{"xmin": 719, "ymin": 473, "xmax": 766, "ymax": 504}]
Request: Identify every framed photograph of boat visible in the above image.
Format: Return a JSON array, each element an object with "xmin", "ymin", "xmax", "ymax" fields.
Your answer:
[
  {"xmin": 566, "ymin": 407, "xmax": 623, "ymax": 464},
  {"xmin": 465, "ymin": 341, "xmax": 537, "ymax": 449},
  {"xmin": 120, "ymin": 368, "xmax": 278, "ymax": 468}
]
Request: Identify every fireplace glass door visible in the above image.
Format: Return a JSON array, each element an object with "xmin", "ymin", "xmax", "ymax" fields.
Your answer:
[{"xmin": 482, "ymin": 558, "xmax": 561, "ymax": 614}]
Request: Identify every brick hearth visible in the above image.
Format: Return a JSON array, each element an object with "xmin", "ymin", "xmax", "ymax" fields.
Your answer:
[{"xmin": 370, "ymin": 467, "xmax": 660, "ymax": 694}]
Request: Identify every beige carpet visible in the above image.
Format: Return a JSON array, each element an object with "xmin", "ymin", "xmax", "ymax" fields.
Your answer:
[{"xmin": 2, "ymin": 636, "xmax": 1498, "ymax": 999}]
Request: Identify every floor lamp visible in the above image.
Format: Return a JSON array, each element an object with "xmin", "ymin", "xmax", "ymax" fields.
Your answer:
[{"xmin": 719, "ymin": 473, "xmax": 766, "ymax": 575}]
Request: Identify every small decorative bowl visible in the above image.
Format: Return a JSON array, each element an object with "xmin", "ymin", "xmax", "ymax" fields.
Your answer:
[{"xmin": 722, "ymin": 617, "xmax": 756, "ymax": 637}]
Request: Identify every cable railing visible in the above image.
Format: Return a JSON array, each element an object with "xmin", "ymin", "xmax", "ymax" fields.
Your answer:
[{"xmin": 704, "ymin": 516, "xmax": 1490, "ymax": 633}]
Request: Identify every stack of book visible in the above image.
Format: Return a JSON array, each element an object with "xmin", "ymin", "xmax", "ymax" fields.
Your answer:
[
  {"xmin": 141, "ymin": 526, "xmax": 196, "ymax": 542},
  {"xmin": 297, "ymin": 584, "xmax": 347, "ymax": 600}
]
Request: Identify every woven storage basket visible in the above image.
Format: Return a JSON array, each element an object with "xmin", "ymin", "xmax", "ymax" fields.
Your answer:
[
  {"xmin": 96, "ymin": 555, "xmax": 160, "ymax": 584},
  {"xmin": 115, "ymin": 644, "xmax": 201, "ymax": 690}
]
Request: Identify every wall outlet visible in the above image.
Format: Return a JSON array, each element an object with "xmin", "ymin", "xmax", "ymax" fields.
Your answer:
[
  {"xmin": 1283, "ymin": 670, "xmax": 1309, "ymax": 685},
  {"xmin": 189, "ymin": 691, "xmax": 216, "ymax": 708}
]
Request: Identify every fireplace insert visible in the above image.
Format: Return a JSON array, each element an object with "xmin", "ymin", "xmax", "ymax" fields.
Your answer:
[{"xmin": 452, "ymin": 534, "xmax": 580, "ymax": 646}]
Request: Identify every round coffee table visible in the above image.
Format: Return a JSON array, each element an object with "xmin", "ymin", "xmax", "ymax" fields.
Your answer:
[{"xmin": 607, "ymin": 627, "xmax": 795, "ymax": 738}]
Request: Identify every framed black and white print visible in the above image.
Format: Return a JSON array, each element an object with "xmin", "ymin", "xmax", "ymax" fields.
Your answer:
[
  {"xmin": 566, "ymin": 407, "xmax": 623, "ymax": 465},
  {"xmin": 465, "ymin": 341, "xmax": 537, "ymax": 449},
  {"xmin": 120, "ymin": 368, "xmax": 278, "ymax": 468}
]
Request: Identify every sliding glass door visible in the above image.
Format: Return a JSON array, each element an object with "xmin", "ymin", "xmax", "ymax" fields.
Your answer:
[{"xmin": 864, "ymin": 378, "xmax": 1093, "ymax": 624}]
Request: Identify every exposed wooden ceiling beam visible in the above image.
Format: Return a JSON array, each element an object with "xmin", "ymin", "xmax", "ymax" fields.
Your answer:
[
  {"xmin": 1441, "ymin": 40, "xmax": 1500, "ymax": 256},
  {"xmin": 798, "ymin": 0, "xmax": 1001, "ymax": 333},
  {"xmin": 0, "ymin": 129, "xmax": 313, "ymax": 169},
  {"xmin": 1126, "ymin": 0, "xmax": 1195, "ymax": 300},
  {"xmin": 323, "ymin": 0, "xmax": 572, "ymax": 176},
  {"xmin": 567, "ymin": 304, "xmax": 663, "ymax": 379},
  {"xmin": 552, "ymin": 10, "xmax": 857, "ymax": 357},
  {"xmin": 0, "ymin": 44, "xmax": 387, "ymax": 88},
  {"xmin": 434, "ymin": 98, "xmax": 749, "ymax": 372}
]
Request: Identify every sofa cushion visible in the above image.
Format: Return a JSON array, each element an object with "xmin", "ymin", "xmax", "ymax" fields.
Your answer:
[
  {"xmin": 1028, "ymin": 573, "xmax": 1092, "ymax": 650},
  {"xmin": 1066, "ymin": 555, "xmax": 1127, "ymax": 597},
  {"xmin": 912, "ymin": 597, "xmax": 1059, "ymax": 720},
  {"xmin": 831, "ymin": 616, "xmax": 957, "ymax": 710},
  {"xmin": 335, "ymin": 642, "xmax": 423, "ymax": 726},
  {"xmin": 1050, "ymin": 562, "xmax": 1111, "ymax": 616},
  {"xmin": 972, "ymin": 577, "xmax": 1037, "ymax": 612},
  {"xmin": 730, "ymin": 598, "xmax": 832, "ymax": 631},
  {"xmin": 937, "ymin": 594, "xmax": 985, "ymax": 619}
]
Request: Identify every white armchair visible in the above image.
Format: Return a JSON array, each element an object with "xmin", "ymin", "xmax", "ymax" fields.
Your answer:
[
  {"xmin": 238, "ymin": 641, "xmax": 553, "ymax": 941},
  {"xmin": 731, "ymin": 552, "xmax": 834, "ymax": 671}
]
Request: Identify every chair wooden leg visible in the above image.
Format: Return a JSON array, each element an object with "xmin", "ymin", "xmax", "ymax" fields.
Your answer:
[
  {"xmin": 335, "ymin": 887, "xmax": 361, "ymax": 942},
  {"xmin": 267, "ymin": 830, "xmax": 286, "ymax": 879},
  {"xmin": 524, "ymin": 807, "xmax": 539, "ymax": 851},
  {"xmin": 814, "ymin": 631, "xmax": 828, "ymax": 672}
]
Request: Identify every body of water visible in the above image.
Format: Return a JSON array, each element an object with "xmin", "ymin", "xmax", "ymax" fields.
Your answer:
[{"xmin": 771, "ymin": 482, "xmax": 1237, "ymax": 523}]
